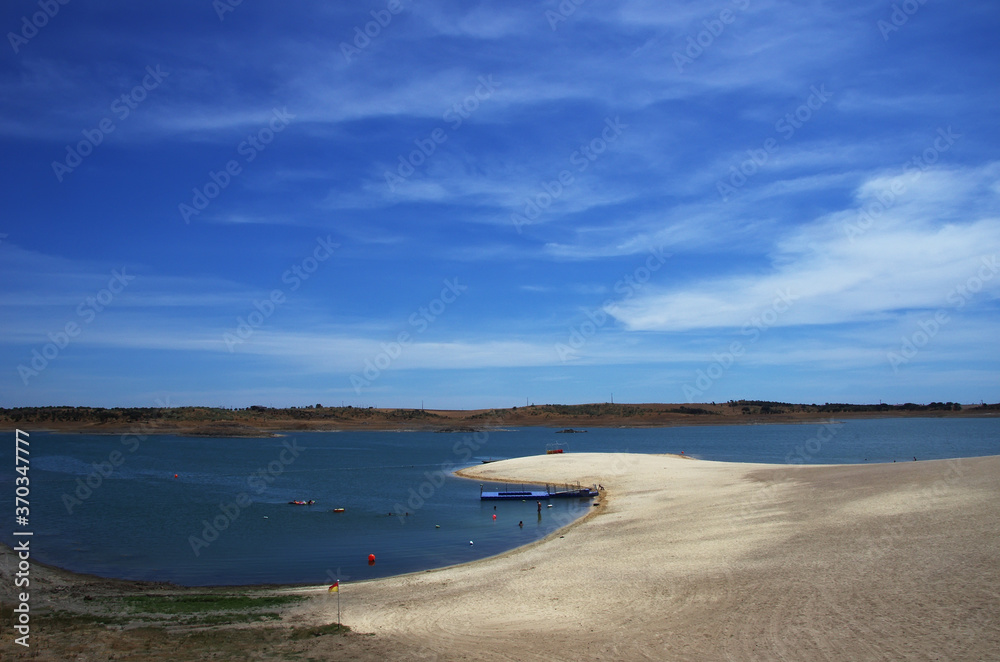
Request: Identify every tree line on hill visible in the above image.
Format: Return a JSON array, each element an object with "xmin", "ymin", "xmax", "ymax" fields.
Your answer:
[
  {"xmin": 726, "ymin": 400, "xmax": 968, "ymax": 414},
  {"xmin": 0, "ymin": 401, "xmax": 993, "ymax": 426}
]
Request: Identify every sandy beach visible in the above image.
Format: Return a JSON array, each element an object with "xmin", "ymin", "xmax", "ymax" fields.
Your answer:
[
  {"xmin": 290, "ymin": 452, "xmax": 1000, "ymax": 661},
  {"xmin": 3, "ymin": 452, "xmax": 998, "ymax": 660}
]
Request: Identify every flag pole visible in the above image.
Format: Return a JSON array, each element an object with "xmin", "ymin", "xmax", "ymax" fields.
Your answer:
[{"xmin": 328, "ymin": 578, "xmax": 342, "ymax": 631}]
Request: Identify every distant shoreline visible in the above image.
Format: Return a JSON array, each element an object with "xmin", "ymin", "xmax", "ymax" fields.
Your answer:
[{"xmin": 2, "ymin": 402, "xmax": 996, "ymax": 437}]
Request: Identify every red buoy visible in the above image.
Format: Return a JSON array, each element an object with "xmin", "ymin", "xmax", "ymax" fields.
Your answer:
[
  {"xmin": 492, "ymin": 514, "xmax": 497, "ymax": 521},
  {"xmin": 368, "ymin": 553, "xmax": 375, "ymax": 566}
]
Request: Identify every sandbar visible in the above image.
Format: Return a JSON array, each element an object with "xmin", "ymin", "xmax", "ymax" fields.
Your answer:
[{"xmin": 291, "ymin": 452, "xmax": 1000, "ymax": 660}]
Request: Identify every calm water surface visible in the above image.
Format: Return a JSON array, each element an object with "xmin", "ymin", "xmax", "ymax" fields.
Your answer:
[{"xmin": 1, "ymin": 418, "xmax": 996, "ymax": 585}]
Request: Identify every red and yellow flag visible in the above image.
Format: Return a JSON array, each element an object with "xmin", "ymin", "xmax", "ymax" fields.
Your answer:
[{"xmin": 328, "ymin": 581, "xmax": 339, "ymax": 593}]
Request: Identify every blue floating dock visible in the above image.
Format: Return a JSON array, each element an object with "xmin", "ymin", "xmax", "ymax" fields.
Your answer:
[
  {"xmin": 479, "ymin": 486, "xmax": 599, "ymax": 500},
  {"xmin": 480, "ymin": 490, "xmax": 551, "ymax": 501}
]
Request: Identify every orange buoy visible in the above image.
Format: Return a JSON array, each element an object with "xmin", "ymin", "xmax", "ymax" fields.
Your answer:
[
  {"xmin": 174, "ymin": 474, "xmax": 178, "ymax": 478},
  {"xmin": 368, "ymin": 553, "xmax": 376, "ymax": 566}
]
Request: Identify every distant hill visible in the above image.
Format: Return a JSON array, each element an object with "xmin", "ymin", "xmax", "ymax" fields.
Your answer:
[{"xmin": 0, "ymin": 401, "xmax": 994, "ymax": 436}]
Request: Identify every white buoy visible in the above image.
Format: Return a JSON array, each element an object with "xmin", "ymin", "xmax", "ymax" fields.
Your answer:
[{"xmin": 469, "ymin": 540, "xmax": 474, "ymax": 545}]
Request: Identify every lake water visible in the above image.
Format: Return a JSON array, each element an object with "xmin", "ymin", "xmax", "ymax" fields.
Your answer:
[{"xmin": 2, "ymin": 418, "xmax": 997, "ymax": 586}]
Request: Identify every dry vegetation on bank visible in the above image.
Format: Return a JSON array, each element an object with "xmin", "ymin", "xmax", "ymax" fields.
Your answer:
[{"xmin": 1, "ymin": 400, "xmax": 995, "ymax": 437}]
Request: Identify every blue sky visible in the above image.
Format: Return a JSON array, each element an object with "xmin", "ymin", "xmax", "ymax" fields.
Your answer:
[{"xmin": 1, "ymin": 0, "xmax": 998, "ymax": 409}]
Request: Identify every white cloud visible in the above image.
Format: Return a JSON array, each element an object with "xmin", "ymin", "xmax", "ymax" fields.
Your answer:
[{"xmin": 608, "ymin": 164, "xmax": 1000, "ymax": 331}]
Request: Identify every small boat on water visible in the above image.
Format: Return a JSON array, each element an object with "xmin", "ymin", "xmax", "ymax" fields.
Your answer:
[
  {"xmin": 289, "ymin": 500, "xmax": 315, "ymax": 506},
  {"xmin": 332, "ymin": 508, "xmax": 345, "ymax": 513}
]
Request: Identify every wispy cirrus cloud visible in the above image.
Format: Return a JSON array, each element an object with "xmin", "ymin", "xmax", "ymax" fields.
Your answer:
[{"xmin": 608, "ymin": 164, "xmax": 1000, "ymax": 331}]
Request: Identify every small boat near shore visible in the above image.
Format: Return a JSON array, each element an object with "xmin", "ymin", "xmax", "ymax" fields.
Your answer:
[{"xmin": 289, "ymin": 500, "xmax": 315, "ymax": 506}]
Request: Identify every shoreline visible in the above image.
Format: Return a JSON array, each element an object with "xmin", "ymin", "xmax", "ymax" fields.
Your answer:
[
  {"xmin": 3, "ymin": 449, "xmax": 995, "ymax": 591},
  {"xmin": 312, "ymin": 452, "xmax": 1000, "ymax": 659},
  {"xmin": 4, "ymin": 452, "xmax": 998, "ymax": 660},
  {"xmin": 2, "ymin": 410, "xmax": 996, "ymax": 438},
  {"xmin": 4, "ymin": 448, "xmax": 998, "ymax": 590},
  {"xmin": 9, "ymin": 454, "xmax": 997, "ymax": 590},
  {"xmin": 0, "ymin": 462, "xmax": 605, "ymax": 592},
  {"xmin": 3, "ymin": 400, "xmax": 995, "ymax": 438}
]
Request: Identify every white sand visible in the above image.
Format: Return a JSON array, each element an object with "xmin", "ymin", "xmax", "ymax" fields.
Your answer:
[{"xmin": 296, "ymin": 453, "xmax": 1000, "ymax": 661}]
